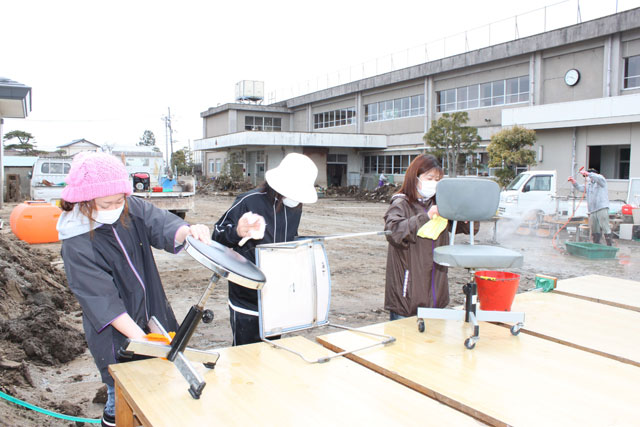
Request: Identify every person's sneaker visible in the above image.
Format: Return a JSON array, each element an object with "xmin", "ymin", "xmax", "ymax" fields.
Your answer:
[{"xmin": 101, "ymin": 410, "xmax": 115, "ymax": 427}]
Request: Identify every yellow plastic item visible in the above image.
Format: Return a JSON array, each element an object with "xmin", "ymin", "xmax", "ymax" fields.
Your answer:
[{"xmin": 417, "ymin": 215, "xmax": 448, "ymax": 240}]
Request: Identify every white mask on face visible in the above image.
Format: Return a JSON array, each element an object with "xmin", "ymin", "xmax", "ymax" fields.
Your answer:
[
  {"xmin": 417, "ymin": 180, "xmax": 437, "ymax": 199},
  {"xmin": 93, "ymin": 204, "xmax": 124, "ymax": 224},
  {"xmin": 282, "ymin": 197, "xmax": 300, "ymax": 208}
]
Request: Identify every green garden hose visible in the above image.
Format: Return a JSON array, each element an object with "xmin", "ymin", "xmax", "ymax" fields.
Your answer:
[{"xmin": 0, "ymin": 390, "xmax": 100, "ymax": 424}]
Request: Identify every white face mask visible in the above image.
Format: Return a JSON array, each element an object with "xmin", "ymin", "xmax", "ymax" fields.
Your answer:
[
  {"xmin": 282, "ymin": 197, "xmax": 300, "ymax": 208},
  {"xmin": 417, "ymin": 180, "xmax": 437, "ymax": 199},
  {"xmin": 93, "ymin": 204, "xmax": 124, "ymax": 224}
]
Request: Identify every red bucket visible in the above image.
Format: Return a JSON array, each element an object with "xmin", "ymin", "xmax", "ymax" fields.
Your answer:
[{"xmin": 475, "ymin": 271, "xmax": 520, "ymax": 311}]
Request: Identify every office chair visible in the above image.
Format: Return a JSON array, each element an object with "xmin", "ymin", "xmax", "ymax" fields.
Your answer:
[{"xmin": 417, "ymin": 178, "xmax": 525, "ymax": 349}]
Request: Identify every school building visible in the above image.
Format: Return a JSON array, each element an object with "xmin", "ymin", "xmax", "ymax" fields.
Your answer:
[{"xmin": 194, "ymin": 8, "xmax": 640, "ymax": 200}]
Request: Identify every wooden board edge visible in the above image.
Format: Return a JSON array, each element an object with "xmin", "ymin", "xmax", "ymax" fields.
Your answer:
[
  {"xmin": 492, "ymin": 322, "xmax": 640, "ymax": 368},
  {"xmin": 315, "ymin": 335, "xmax": 506, "ymax": 427},
  {"xmin": 553, "ymin": 290, "xmax": 640, "ymax": 313}
]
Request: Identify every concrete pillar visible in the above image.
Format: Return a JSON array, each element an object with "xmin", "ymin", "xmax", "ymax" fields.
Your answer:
[
  {"xmin": 425, "ymin": 76, "xmax": 434, "ymax": 133},
  {"xmin": 532, "ymin": 52, "xmax": 543, "ymax": 105},
  {"xmin": 229, "ymin": 109, "xmax": 238, "ymax": 133},
  {"xmin": 605, "ymin": 33, "xmax": 623, "ymax": 96},
  {"xmin": 356, "ymin": 93, "xmax": 362, "ymax": 133},
  {"xmin": 307, "ymin": 105, "xmax": 312, "ymax": 132}
]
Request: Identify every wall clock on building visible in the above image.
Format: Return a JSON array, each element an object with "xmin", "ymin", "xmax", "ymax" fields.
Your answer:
[{"xmin": 564, "ymin": 69, "xmax": 580, "ymax": 86}]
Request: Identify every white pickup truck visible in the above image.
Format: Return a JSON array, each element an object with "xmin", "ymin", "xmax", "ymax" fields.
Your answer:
[
  {"xmin": 29, "ymin": 151, "xmax": 196, "ymax": 219},
  {"xmin": 497, "ymin": 170, "xmax": 588, "ymax": 220}
]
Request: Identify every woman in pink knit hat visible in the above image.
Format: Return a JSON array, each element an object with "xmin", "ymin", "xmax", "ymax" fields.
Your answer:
[{"xmin": 56, "ymin": 152, "xmax": 210, "ymax": 427}]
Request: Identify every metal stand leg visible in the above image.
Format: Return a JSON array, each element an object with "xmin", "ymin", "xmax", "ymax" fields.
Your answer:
[{"xmin": 122, "ymin": 273, "xmax": 221, "ymax": 399}]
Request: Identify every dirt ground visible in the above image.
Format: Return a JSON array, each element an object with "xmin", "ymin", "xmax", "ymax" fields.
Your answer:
[{"xmin": 1, "ymin": 193, "xmax": 639, "ymax": 426}]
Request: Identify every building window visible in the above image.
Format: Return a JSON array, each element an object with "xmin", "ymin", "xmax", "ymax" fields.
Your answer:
[
  {"xmin": 624, "ymin": 55, "xmax": 640, "ymax": 89},
  {"xmin": 363, "ymin": 154, "xmax": 418, "ymax": 174},
  {"xmin": 364, "ymin": 94, "xmax": 425, "ymax": 122},
  {"xmin": 245, "ymin": 116, "xmax": 282, "ymax": 131},
  {"xmin": 436, "ymin": 76, "xmax": 529, "ymax": 112},
  {"xmin": 588, "ymin": 144, "xmax": 631, "ymax": 179},
  {"xmin": 314, "ymin": 107, "xmax": 356, "ymax": 129},
  {"xmin": 327, "ymin": 153, "xmax": 348, "ymax": 163}
]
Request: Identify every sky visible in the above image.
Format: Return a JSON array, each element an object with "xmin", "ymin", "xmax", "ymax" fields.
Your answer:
[{"xmin": 1, "ymin": 0, "xmax": 636, "ymax": 158}]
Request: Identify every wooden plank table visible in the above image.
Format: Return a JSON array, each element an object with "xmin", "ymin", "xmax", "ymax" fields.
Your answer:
[
  {"xmin": 555, "ymin": 275, "xmax": 640, "ymax": 312},
  {"xmin": 317, "ymin": 318, "xmax": 640, "ymax": 426},
  {"xmin": 507, "ymin": 291, "xmax": 640, "ymax": 366},
  {"xmin": 109, "ymin": 336, "xmax": 479, "ymax": 426}
]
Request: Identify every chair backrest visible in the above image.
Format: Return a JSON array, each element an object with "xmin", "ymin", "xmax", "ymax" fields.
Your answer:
[{"xmin": 436, "ymin": 178, "xmax": 499, "ymax": 222}]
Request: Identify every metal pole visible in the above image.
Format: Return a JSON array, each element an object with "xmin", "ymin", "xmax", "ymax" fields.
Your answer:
[
  {"xmin": 168, "ymin": 107, "xmax": 174, "ymax": 173},
  {"xmin": 164, "ymin": 112, "xmax": 169, "ymax": 174},
  {"xmin": 0, "ymin": 118, "xmax": 4, "ymax": 209}
]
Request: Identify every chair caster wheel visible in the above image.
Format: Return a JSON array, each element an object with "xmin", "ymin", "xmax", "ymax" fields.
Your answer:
[
  {"xmin": 202, "ymin": 309, "xmax": 214, "ymax": 324},
  {"xmin": 464, "ymin": 338, "xmax": 476, "ymax": 350},
  {"xmin": 418, "ymin": 319, "xmax": 425, "ymax": 333},
  {"xmin": 510, "ymin": 324, "xmax": 522, "ymax": 335}
]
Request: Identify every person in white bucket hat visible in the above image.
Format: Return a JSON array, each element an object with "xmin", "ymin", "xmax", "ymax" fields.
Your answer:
[{"xmin": 212, "ymin": 152, "xmax": 318, "ymax": 345}]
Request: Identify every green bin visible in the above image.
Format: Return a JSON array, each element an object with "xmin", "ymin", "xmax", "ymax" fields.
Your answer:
[{"xmin": 565, "ymin": 242, "xmax": 619, "ymax": 259}]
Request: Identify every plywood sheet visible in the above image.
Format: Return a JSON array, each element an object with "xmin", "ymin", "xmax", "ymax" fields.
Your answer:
[
  {"xmin": 109, "ymin": 336, "xmax": 478, "ymax": 426},
  {"xmin": 555, "ymin": 275, "xmax": 640, "ymax": 311},
  {"xmin": 509, "ymin": 291, "xmax": 640, "ymax": 366},
  {"xmin": 317, "ymin": 318, "xmax": 640, "ymax": 427}
]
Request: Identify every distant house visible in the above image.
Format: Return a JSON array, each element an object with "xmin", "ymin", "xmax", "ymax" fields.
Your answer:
[{"xmin": 56, "ymin": 138, "xmax": 100, "ymax": 156}]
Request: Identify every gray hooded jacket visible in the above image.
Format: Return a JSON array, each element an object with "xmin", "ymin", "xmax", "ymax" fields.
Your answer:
[{"xmin": 572, "ymin": 172, "xmax": 609, "ymax": 214}]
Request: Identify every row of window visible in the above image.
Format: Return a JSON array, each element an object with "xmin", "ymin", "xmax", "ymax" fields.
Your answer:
[
  {"xmin": 437, "ymin": 76, "xmax": 529, "ymax": 112},
  {"xmin": 364, "ymin": 95, "xmax": 425, "ymax": 122},
  {"xmin": 314, "ymin": 107, "xmax": 356, "ymax": 129},
  {"xmin": 245, "ymin": 116, "xmax": 282, "ymax": 132},
  {"xmin": 624, "ymin": 55, "xmax": 640, "ymax": 89},
  {"xmin": 363, "ymin": 154, "xmax": 419, "ymax": 174},
  {"xmin": 245, "ymin": 57, "xmax": 638, "ymax": 133}
]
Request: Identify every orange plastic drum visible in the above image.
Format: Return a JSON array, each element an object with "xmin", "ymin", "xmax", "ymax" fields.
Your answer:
[{"xmin": 10, "ymin": 201, "xmax": 62, "ymax": 244}]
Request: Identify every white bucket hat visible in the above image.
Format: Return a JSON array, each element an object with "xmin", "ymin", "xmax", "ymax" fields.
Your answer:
[{"xmin": 265, "ymin": 153, "xmax": 318, "ymax": 204}]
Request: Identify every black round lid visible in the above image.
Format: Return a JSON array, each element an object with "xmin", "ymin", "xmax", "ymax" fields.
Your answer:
[{"xmin": 185, "ymin": 236, "xmax": 266, "ymax": 287}]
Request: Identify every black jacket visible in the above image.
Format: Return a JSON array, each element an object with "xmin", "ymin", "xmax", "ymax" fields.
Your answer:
[
  {"xmin": 212, "ymin": 189, "xmax": 302, "ymax": 312},
  {"xmin": 60, "ymin": 196, "xmax": 186, "ymax": 386}
]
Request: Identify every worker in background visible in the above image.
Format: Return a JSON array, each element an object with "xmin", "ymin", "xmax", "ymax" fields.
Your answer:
[
  {"xmin": 378, "ymin": 173, "xmax": 389, "ymax": 188},
  {"xmin": 383, "ymin": 154, "xmax": 477, "ymax": 320},
  {"xmin": 568, "ymin": 168, "xmax": 612, "ymax": 246},
  {"xmin": 56, "ymin": 152, "xmax": 211, "ymax": 427},
  {"xmin": 212, "ymin": 153, "xmax": 318, "ymax": 345}
]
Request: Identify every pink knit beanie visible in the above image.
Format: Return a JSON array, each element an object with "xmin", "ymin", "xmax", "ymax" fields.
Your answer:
[{"xmin": 61, "ymin": 152, "xmax": 132, "ymax": 203}]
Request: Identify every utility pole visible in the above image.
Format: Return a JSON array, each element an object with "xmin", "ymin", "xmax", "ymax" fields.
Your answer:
[{"xmin": 162, "ymin": 107, "xmax": 174, "ymax": 176}]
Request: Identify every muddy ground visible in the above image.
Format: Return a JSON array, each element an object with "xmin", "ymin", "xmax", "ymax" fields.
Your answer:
[{"xmin": 1, "ymin": 194, "xmax": 639, "ymax": 426}]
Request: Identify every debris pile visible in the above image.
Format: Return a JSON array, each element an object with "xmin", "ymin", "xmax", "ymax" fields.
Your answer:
[
  {"xmin": 355, "ymin": 184, "xmax": 399, "ymax": 203},
  {"xmin": 197, "ymin": 176, "xmax": 255, "ymax": 196},
  {"xmin": 0, "ymin": 233, "xmax": 85, "ymax": 389},
  {"xmin": 323, "ymin": 186, "xmax": 360, "ymax": 197}
]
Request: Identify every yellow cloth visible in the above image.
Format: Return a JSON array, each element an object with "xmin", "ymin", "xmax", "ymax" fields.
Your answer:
[{"xmin": 417, "ymin": 215, "xmax": 448, "ymax": 240}]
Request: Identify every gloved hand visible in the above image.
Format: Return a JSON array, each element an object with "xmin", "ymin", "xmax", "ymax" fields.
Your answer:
[{"xmin": 238, "ymin": 212, "xmax": 266, "ymax": 246}]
